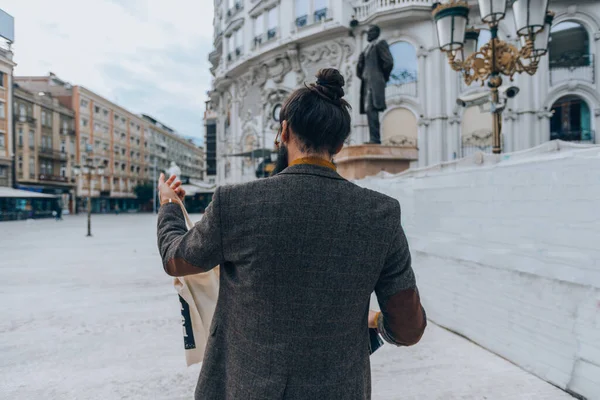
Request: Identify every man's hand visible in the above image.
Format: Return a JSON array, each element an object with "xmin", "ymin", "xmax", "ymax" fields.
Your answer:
[
  {"xmin": 368, "ymin": 310, "xmax": 380, "ymax": 329},
  {"xmin": 158, "ymin": 173, "xmax": 185, "ymax": 205}
]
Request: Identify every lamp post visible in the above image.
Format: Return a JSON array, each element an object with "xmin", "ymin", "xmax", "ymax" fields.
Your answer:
[
  {"xmin": 432, "ymin": 0, "xmax": 554, "ymax": 154},
  {"xmin": 73, "ymin": 145, "xmax": 105, "ymax": 237}
]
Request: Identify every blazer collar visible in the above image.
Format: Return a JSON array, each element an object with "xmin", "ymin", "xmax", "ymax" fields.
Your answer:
[{"xmin": 277, "ymin": 164, "xmax": 346, "ymax": 181}]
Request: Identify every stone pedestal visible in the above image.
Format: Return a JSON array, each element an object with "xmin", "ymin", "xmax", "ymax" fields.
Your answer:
[{"xmin": 334, "ymin": 144, "xmax": 418, "ymax": 180}]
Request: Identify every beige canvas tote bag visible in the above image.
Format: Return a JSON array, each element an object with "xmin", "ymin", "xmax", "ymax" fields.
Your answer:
[{"xmin": 172, "ymin": 199, "xmax": 220, "ymax": 366}]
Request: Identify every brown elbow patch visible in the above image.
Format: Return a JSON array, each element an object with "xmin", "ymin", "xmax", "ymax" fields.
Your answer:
[
  {"xmin": 383, "ymin": 289, "xmax": 426, "ymax": 346},
  {"xmin": 164, "ymin": 257, "xmax": 203, "ymax": 277}
]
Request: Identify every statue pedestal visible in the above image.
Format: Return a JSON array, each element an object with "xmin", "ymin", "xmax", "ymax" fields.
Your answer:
[{"xmin": 334, "ymin": 144, "xmax": 418, "ymax": 180}]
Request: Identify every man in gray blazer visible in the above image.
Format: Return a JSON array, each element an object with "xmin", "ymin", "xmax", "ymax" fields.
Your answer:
[{"xmin": 157, "ymin": 69, "xmax": 426, "ymax": 399}]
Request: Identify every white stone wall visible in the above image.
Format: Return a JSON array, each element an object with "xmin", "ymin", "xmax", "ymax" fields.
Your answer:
[{"xmin": 356, "ymin": 143, "xmax": 600, "ymax": 400}]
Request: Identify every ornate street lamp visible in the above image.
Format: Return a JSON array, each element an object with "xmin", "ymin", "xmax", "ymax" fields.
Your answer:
[
  {"xmin": 433, "ymin": 0, "xmax": 553, "ymax": 154},
  {"xmin": 73, "ymin": 146, "xmax": 105, "ymax": 237}
]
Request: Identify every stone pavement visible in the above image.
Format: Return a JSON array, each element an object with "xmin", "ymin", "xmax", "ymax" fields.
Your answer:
[{"xmin": 0, "ymin": 214, "xmax": 574, "ymax": 399}]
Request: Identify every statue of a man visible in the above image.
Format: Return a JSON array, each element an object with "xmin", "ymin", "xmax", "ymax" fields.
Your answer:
[{"xmin": 357, "ymin": 25, "xmax": 394, "ymax": 144}]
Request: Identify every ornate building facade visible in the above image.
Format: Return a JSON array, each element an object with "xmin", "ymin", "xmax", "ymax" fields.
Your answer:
[{"xmin": 206, "ymin": 0, "xmax": 600, "ymax": 185}]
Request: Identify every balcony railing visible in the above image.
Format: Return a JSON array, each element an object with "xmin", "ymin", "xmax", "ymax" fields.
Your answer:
[
  {"xmin": 386, "ymin": 72, "xmax": 418, "ymax": 99},
  {"xmin": 294, "ymin": 8, "xmax": 331, "ymax": 30},
  {"xmin": 353, "ymin": 0, "xmax": 433, "ymax": 21},
  {"xmin": 39, "ymin": 174, "xmax": 70, "ymax": 183},
  {"xmin": 550, "ymin": 129, "xmax": 595, "ymax": 144},
  {"xmin": 61, "ymin": 128, "xmax": 76, "ymax": 136},
  {"xmin": 17, "ymin": 115, "xmax": 36, "ymax": 124},
  {"xmin": 549, "ymin": 54, "xmax": 595, "ymax": 86},
  {"xmin": 39, "ymin": 148, "xmax": 68, "ymax": 161}
]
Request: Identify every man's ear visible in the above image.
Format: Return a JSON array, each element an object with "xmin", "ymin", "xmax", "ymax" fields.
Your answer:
[{"xmin": 281, "ymin": 120, "xmax": 289, "ymax": 143}]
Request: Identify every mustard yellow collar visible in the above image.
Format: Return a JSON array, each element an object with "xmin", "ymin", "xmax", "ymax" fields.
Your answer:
[{"xmin": 289, "ymin": 157, "xmax": 336, "ymax": 171}]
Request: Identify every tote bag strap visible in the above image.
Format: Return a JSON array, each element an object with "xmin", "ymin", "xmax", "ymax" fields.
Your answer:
[{"xmin": 174, "ymin": 198, "xmax": 194, "ymax": 231}]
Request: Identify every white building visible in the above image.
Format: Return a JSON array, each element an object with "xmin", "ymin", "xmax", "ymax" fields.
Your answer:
[{"xmin": 206, "ymin": 0, "xmax": 600, "ymax": 185}]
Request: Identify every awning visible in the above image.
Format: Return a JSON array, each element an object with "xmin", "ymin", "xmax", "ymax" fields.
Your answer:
[
  {"xmin": 0, "ymin": 187, "xmax": 58, "ymax": 198},
  {"xmin": 229, "ymin": 148, "xmax": 274, "ymax": 158}
]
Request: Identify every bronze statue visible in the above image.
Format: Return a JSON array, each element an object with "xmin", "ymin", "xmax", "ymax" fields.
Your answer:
[{"xmin": 357, "ymin": 25, "xmax": 394, "ymax": 144}]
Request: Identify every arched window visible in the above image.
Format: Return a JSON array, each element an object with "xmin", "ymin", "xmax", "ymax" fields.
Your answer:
[
  {"xmin": 550, "ymin": 95, "xmax": 593, "ymax": 143},
  {"xmin": 549, "ymin": 22, "xmax": 593, "ymax": 85},
  {"xmin": 387, "ymin": 41, "xmax": 418, "ymax": 97}
]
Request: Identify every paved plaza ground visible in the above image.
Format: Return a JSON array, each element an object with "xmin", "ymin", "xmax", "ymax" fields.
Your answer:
[{"xmin": 0, "ymin": 214, "xmax": 575, "ymax": 399}]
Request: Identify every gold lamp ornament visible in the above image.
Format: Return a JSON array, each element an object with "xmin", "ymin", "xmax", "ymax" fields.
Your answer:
[{"xmin": 432, "ymin": 0, "xmax": 554, "ymax": 154}]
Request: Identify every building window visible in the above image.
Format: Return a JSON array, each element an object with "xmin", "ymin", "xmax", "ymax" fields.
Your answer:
[
  {"xmin": 103, "ymin": 109, "xmax": 109, "ymax": 117},
  {"xmin": 0, "ymin": 71, "xmax": 4, "ymax": 87},
  {"xmin": 60, "ymin": 140, "xmax": 66, "ymax": 153},
  {"xmin": 0, "ymin": 166, "xmax": 5, "ymax": 178},
  {"xmin": 0, "ymin": 102, "xmax": 5, "ymax": 119},
  {"xmin": 550, "ymin": 95, "xmax": 594, "ymax": 143},
  {"xmin": 254, "ymin": 13, "xmax": 264, "ymax": 45},
  {"xmin": 295, "ymin": 0, "xmax": 327, "ymax": 27},
  {"xmin": 549, "ymin": 21, "xmax": 594, "ymax": 85},
  {"xmin": 29, "ymin": 131, "xmax": 35, "ymax": 149},
  {"xmin": 41, "ymin": 111, "xmax": 47, "ymax": 126},
  {"xmin": 29, "ymin": 157, "xmax": 35, "ymax": 178},
  {"xmin": 0, "ymin": 133, "xmax": 4, "ymax": 148},
  {"xmin": 387, "ymin": 41, "xmax": 418, "ymax": 97},
  {"xmin": 81, "ymin": 118, "xmax": 88, "ymax": 127},
  {"xmin": 18, "ymin": 128, "xmax": 23, "ymax": 147},
  {"xmin": 80, "ymin": 99, "xmax": 89, "ymax": 110},
  {"xmin": 95, "ymin": 105, "xmax": 100, "ymax": 114},
  {"xmin": 267, "ymin": 7, "xmax": 278, "ymax": 39},
  {"xmin": 234, "ymin": 29, "xmax": 243, "ymax": 56}
]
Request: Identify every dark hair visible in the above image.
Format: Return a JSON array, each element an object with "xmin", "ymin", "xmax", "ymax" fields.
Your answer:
[{"xmin": 279, "ymin": 68, "xmax": 351, "ymax": 155}]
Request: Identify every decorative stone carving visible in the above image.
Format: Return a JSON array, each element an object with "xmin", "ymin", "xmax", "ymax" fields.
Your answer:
[
  {"xmin": 448, "ymin": 114, "xmax": 461, "ymax": 125},
  {"xmin": 345, "ymin": 64, "xmax": 353, "ymax": 88},
  {"xmin": 417, "ymin": 117, "xmax": 431, "ymax": 127},
  {"xmin": 536, "ymin": 109, "xmax": 553, "ymax": 119},
  {"xmin": 340, "ymin": 39, "xmax": 355, "ymax": 62},
  {"xmin": 300, "ymin": 41, "xmax": 343, "ymax": 80},
  {"xmin": 251, "ymin": 54, "xmax": 292, "ymax": 86},
  {"xmin": 286, "ymin": 43, "xmax": 305, "ymax": 85},
  {"xmin": 383, "ymin": 135, "xmax": 418, "ymax": 147},
  {"xmin": 237, "ymin": 72, "xmax": 253, "ymax": 98},
  {"xmin": 262, "ymin": 88, "xmax": 290, "ymax": 130}
]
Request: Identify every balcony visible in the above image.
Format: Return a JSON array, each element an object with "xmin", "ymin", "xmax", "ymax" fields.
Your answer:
[
  {"xmin": 39, "ymin": 148, "xmax": 68, "ymax": 161},
  {"xmin": 61, "ymin": 128, "xmax": 76, "ymax": 136},
  {"xmin": 385, "ymin": 71, "xmax": 418, "ymax": 102},
  {"xmin": 226, "ymin": 1, "xmax": 243, "ymax": 20},
  {"xmin": 39, "ymin": 174, "xmax": 70, "ymax": 183},
  {"xmin": 17, "ymin": 115, "xmax": 36, "ymax": 124},
  {"xmin": 550, "ymin": 129, "xmax": 595, "ymax": 144},
  {"xmin": 549, "ymin": 54, "xmax": 595, "ymax": 86},
  {"xmin": 353, "ymin": 0, "xmax": 433, "ymax": 22}
]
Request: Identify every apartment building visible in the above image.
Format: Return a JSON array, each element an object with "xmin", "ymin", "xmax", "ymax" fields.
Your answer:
[
  {"xmin": 13, "ymin": 85, "xmax": 76, "ymax": 211},
  {"xmin": 16, "ymin": 73, "xmax": 204, "ymax": 213},
  {"xmin": 0, "ymin": 13, "xmax": 15, "ymax": 187}
]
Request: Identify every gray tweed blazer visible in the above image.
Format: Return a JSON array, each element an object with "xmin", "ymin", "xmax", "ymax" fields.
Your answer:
[{"xmin": 157, "ymin": 164, "xmax": 426, "ymax": 400}]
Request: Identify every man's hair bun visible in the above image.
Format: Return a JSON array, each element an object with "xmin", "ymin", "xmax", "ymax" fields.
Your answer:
[{"xmin": 313, "ymin": 68, "xmax": 346, "ymax": 102}]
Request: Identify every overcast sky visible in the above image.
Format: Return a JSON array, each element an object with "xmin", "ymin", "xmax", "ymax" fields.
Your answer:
[{"xmin": 0, "ymin": 0, "xmax": 214, "ymax": 145}]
